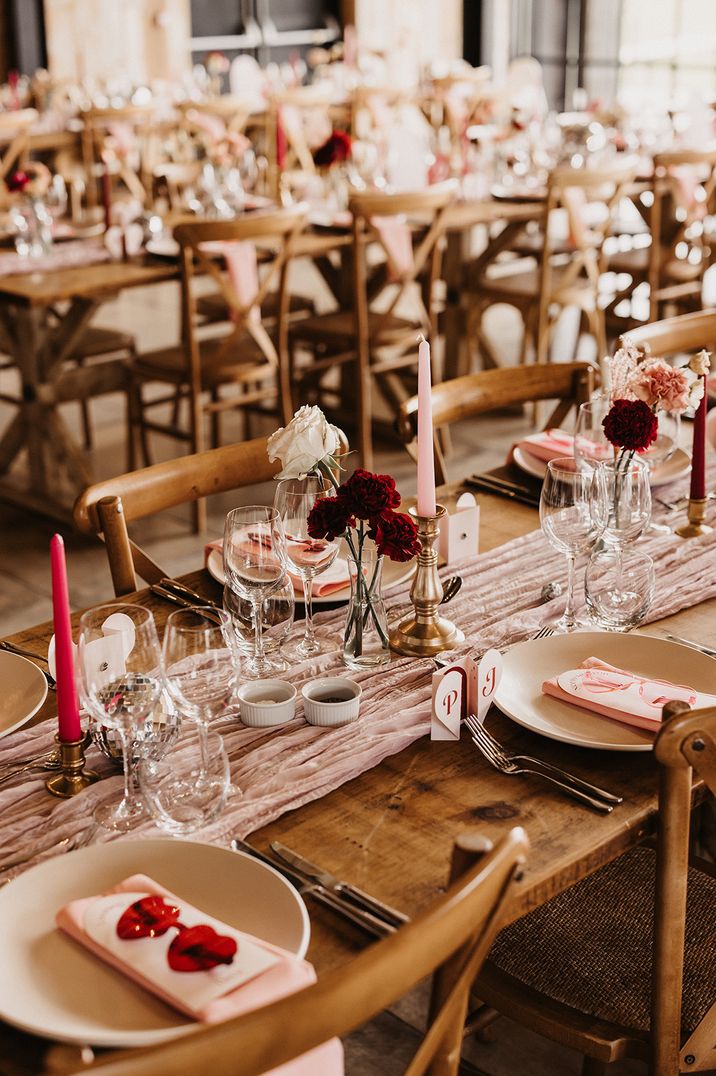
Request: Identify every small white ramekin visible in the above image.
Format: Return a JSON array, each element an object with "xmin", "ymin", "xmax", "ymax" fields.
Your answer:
[
  {"xmin": 301, "ymin": 677, "xmax": 362, "ymax": 727},
  {"xmin": 238, "ymin": 680, "xmax": 297, "ymax": 727}
]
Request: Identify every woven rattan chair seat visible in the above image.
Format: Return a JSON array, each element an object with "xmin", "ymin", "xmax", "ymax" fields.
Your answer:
[{"xmin": 488, "ymin": 846, "xmax": 716, "ymax": 1035}]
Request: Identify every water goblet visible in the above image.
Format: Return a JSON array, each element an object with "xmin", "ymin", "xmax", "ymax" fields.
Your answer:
[
  {"xmin": 138, "ymin": 722, "xmax": 230, "ymax": 836},
  {"xmin": 574, "ymin": 398, "xmax": 614, "ymax": 472},
  {"xmin": 162, "ymin": 606, "xmax": 238, "ymax": 731},
  {"xmin": 274, "ymin": 478, "xmax": 340, "ymax": 658},
  {"xmin": 585, "ymin": 547, "xmax": 655, "ymax": 632},
  {"xmin": 223, "ymin": 578, "xmax": 294, "ymax": 673},
  {"xmin": 77, "ymin": 604, "xmax": 164, "ymax": 832},
  {"xmin": 540, "ymin": 457, "xmax": 606, "ymax": 633},
  {"xmin": 224, "ymin": 506, "xmax": 287, "ymax": 678}
]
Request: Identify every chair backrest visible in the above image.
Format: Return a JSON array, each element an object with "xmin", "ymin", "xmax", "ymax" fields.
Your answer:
[
  {"xmin": 349, "ymin": 181, "xmax": 458, "ymax": 344},
  {"xmin": 63, "ymin": 827, "xmax": 529, "ymax": 1076},
  {"xmin": 173, "ymin": 205, "xmax": 307, "ymax": 421},
  {"xmin": 397, "ymin": 362, "xmax": 595, "ymax": 484},
  {"xmin": 73, "ymin": 436, "xmax": 281, "ymax": 595},
  {"xmin": 651, "ymin": 702, "xmax": 716, "ymax": 1074},
  {"xmin": 81, "ymin": 104, "xmax": 157, "ymax": 205},
  {"xmin": 620, "ymin": 308, "xmax": 716, "ymax": 359},
  {"xmin": 0, "ymin": 108, "xmax": 38, "ymax": 191}
]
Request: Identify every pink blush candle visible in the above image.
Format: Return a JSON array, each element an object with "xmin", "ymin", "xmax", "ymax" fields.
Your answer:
[
  {"xmin": 416, "ymin": 338, "xmax": 437, "ymax": 517},
  {"xmin": 50, "ymin": 534, "xmax": 82, "ymax": 742},
  {"xmin": 690, "ymin": 375, "xmax": 707, "ymax": 501}
]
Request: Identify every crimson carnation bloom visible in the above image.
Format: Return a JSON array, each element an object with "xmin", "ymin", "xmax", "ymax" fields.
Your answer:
[
  {"xmin": 312, "ymin": 130, "xmax": 352, "ymax": 167},
  {"xmin": 343, "ymin": 469, "xmax": 401, "ymax": 519},
  {"xmin": 307, "ymin": 493, "xmax": 355, "ymax": 542},
  {"xmin": 7, "ymin": 170, "xmax": 29, "ymax": 192},
  {"xmin": 368, "ymin": 511, "xmax": 421, "ymax": 562},
  {"xmin": 602, "ymin": 398, "xmax": 658, "ymax": 452}
]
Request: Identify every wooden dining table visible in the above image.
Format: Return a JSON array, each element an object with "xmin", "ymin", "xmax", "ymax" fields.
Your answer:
[{"xmin": 0, "ymin": 481, "xmax": 713, "ymax": 1073}]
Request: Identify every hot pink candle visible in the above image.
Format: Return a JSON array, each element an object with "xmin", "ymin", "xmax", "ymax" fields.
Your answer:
[
  {"xmin": 690, "ymin": 375, "xmax": 707, "ymax": 501},
  {"xmin": 416, "ymin": 337, "xmax": 437, "ymax": 517},
  {"xmin": 50, "ymin": 534, "xmax": 82, "ymax": 742}
]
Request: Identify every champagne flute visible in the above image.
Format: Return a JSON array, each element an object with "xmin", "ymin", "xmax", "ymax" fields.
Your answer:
[
  {"xmin": 77, "ymin": 604, "xmax": 164, "ymax": 832},
  {"xmin": 224, "ymin": 506, "xmax": 287, "ymax": 678},
  {"xmin": 274, "ymin": 478, "xmax": 340, "ymax": 658},
  {"xmin": 540, "ymin": 458, "xmax": 606, "ymax": 633}
]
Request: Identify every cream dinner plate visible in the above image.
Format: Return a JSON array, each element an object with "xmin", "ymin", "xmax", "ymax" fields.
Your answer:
[
  {"xmin": 207, "ymin": 548, "xmax": 416, "ymax": 605},
  {"xmin": 0, "ymin": 650, "xmax": 48, "ymax": 737},
  {"xmin": 512, "ymin": 444, "xmax": 691, "ymax": 489},
  {"xmin": 0, "ymin": 839, "xmax": 309, "ymax": 1047},
  {"xmin": 494, "ymin": 631, "xmax": 715, "ymax": 751}
]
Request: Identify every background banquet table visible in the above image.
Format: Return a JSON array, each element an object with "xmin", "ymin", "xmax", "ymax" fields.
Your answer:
[{"xmin": 0, "ymin": 478, "xmax": 714, "ymax": 1072}]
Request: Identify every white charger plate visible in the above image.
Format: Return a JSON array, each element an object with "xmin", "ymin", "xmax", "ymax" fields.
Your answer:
[
  {"xmin": 0, "ymin": 650, "xmax": 48, "ymax": 737},
  {"xmin": 494, "ymin": 631, "xmax": 715, "ymax": 751},
  {"xmin": 208, "ymin": 548, "xmax": 415, "ymax": 605},
  {"xmin": 512, "ymin": 445, "xmax": 691, "ymax": 489},
  {"xmin": 0, "ymin": 839, "xmax": 309, "ymax": 1047}
]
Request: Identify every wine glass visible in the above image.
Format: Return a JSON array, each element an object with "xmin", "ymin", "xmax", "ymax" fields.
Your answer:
[
  {"xmin": 223, "ymin": 578, "xmax": 294, "ymax": 673},
  {"xmin": 593, "ymin": 456, "xmax": 652, "ymax": 547},
  {"xmin": 162, "ymin": 607, "xmax": 238, "ymax": 727},
  {"xmin": 574, "ymin": 398, "xmax": 615, "ymax": 472},
  {"xmin": 224, "ymin": 506, "xmax": 287, "ymax": 678},
  {"xmin": 274, "ymin": 478, "xmax": 340, "ymax": 658},
  {"xmin": 77, "ymin": 604, "xmax": 164, "ymax": 832},
  {"xmin": 540, "ymin": 457, "xmax": 606, "ymax": 633}
]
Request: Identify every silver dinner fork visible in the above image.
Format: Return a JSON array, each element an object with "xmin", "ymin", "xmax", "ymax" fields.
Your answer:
[{"xmin": 464, "ymin": 714, "xmax": 617, "ymax": 813}]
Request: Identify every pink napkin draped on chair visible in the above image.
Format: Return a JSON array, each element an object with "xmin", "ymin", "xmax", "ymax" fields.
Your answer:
[
  {"xmin": 370, "ymin": 215, "xmax": 414, "ymax": 280},
  {"xmin": 57, "ymin": 874, "xmax": 344, "ymax": 1074},
  {"xmin": 200, "ymin": 240, "xmax": 261, "ymax": 325},
  {"xmin": 542, "ymin": 657, "xmax": 716, "ymax": 733}
]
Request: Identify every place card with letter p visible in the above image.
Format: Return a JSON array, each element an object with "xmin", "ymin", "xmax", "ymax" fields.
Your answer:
[{"xmin": 431, "ymin": 658, "xmax": 470, "ymax": 740}]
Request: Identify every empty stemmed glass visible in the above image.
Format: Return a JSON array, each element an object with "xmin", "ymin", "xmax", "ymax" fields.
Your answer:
[
  {"xmin": 223, "ymin": 579, "xmax": 294, "ymax": 673},
  {"xmin": 162, "ymin": 607, "xmax": 238, "ymax": 729},
  {"xmin": 224, "ymin": 506, "xmax": 287, "ymax": 678},
  {"xmin": 274, "ymin": 477, "xmax": 341, "ymax": 658},
  {"xmin": 540, "ymin": 458, "xmax": 606, "ymax": 632},
  {"xmin": 574, "ymin": 398, "xmax": 614, "ymax": 472},
  {"xmin": 77, "ymin": 604, "xmax": 164, "ymax": 832}
]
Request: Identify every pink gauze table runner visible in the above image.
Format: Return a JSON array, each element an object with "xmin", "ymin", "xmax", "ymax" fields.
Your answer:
[
  {"xmin": 0, "ymin": 239, "xmax": 111, "ymax": 277},
  {"xmin": 1, "ymin": 469, "xmax": 716, "ymax": 873}
]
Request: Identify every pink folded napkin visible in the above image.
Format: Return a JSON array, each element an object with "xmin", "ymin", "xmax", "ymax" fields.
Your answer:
[
  {"xmin": 513, "ymin": 428, "xmax": 576, "ymax": 464},
  {"xmin": 199, "ymin": 240, "xmax": 260, "ymax": 325},
  {"xmin": 56, "ymin": 874, "xmax": 343, "ymax": 1074},
  {"xmin": 204, "ymin": 539, "xmax": 353, "ymax": 598},
  {"xmin": 542, "ymin": 657, "xmax": 716, "ymax": 733},
  {"xmin": 370, "ymin": 215, "xmax": 414, "ymax": 280}
]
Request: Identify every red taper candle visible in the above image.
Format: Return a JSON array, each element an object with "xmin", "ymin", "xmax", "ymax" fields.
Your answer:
[
  {"xmin": 689, "ymin": 375, "xmax": 707, "ymax": 501},
  {"xmin": 50, "ymin": 534, "xmax": 82, "ymax": 742}
]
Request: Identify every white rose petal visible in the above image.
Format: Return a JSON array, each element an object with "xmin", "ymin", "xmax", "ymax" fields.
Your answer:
[{"xmin": 689, "ymin": 349, "xmax": 711, "ymax": 377}]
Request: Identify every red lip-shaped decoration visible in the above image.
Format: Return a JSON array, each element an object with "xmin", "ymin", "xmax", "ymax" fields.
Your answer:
[
  {"xmin": 167, "ymin": 924, "xmax": 238, "ymax": 972},
  {"xmin": 116, "ymin": 896, "xmax": 182, "ymax": 940}
]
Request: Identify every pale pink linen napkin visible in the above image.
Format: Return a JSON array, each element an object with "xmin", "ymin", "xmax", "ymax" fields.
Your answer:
[
  {"xmin": 542, "ymin": 657, "xmax": 716, "ymax": 733},
  {"xmin": 200, "ymin": 240, "xmax": 261, "ymax": 325},
  {"xmin": 670, "ymin": 166, "xmax": 706, "ymax": 220},
  {"xmin": 205, "ymin": 539, "xmax": 352, "ymax": 597},
  {"xmin": 511, "ymin": 428, "xmax": 576, "ymax": 464},
  {"xmin": 561, "ymin": 187, "xmax": 588, "ymax": 248},
  {"xmin": 185, "ymin": 108, "xmax": 227, "ymax": 145},
  {"xmin": 56, "ymin": 874, "xmax": 343, "ymax": 1075},
  {"xmin": 370, "ymin": 215, "xmax": 414, "ymax": 279}
]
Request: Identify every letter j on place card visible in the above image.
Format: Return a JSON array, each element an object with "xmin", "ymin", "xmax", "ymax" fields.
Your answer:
[{"xmin": 477, "ymin": 649, "xmax": 502, "ymax": 720}]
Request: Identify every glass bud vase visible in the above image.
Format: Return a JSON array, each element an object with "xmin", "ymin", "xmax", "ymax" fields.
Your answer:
[{"xmin": 343, "ymin": 540, "xmax": 390, "ymax": 670}]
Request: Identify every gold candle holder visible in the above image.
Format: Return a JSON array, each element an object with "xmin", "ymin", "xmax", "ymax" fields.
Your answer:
[
  {"xmin": 389, "ymin": 505, "xmax": 465, "ymax": 657},
  {"xmin": 46, "ymin": 731, "xmax": 99, "ymax": 799},
  {"xmin": 675, "ymin": 497, "xmax": 713, "ymax": 539}
]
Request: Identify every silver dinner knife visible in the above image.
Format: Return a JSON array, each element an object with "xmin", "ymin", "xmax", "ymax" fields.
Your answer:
[
  {"xmin": 663, "ymin": 633, "xmax": 716, "ymax": 659},
  {"xmin": 231, "ymin": 840, "xmax": 393, "ymax": 938},
  {"xmin": 269, "ymin": 842, "xmax": 409, "ymax": 929}
]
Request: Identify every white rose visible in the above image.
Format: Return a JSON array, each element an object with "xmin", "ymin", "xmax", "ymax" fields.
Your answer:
[
  {"xmin": 267, "ymin": 405, "xmax": 341, "ymax": 479},
  {"xmin": 687, "ymin": 371, "xmax": 705, "ymax": 410},
  {"xmin": 689, "ymin": 349, "xmax": 711, "ymax": 377}
]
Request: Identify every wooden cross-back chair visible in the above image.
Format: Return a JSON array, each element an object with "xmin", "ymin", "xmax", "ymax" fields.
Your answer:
[
  {"xmin": 472, "ymin": 702, "xmax": 716, "ymax": 1076},
  {"xmin": 608, "ymin": 146, "xmax": 716, "ymax": 330},
  {"xmin": 619, "ymin": 307, "xmax": 716, "ymax": 360},
  {"xmin": 62, "ymin": 828, "xmax": 528, "ymax": 1076},
  {"xmin": 466, "ymin": 159, "xmax": 637, "ymax": 370},
  {"xmin": 397, "ymin": 361, "xmax": 595, "ymax": 485},
  {"xmin": 73, "ymin": 437, "xmax": 281, "ymax": 594},
  {"xmin": 179, "ymin": 96, "xmax": 252, "ymax": 138},
  {"xmin": 128, "ymin": 206, "xmax": 307, "ymax": 501},
  {"xmin": 291, "ymin": 180, "xmax": 458, "ymax": 469},
  {"xmin": 0, "ymin": 108, "xmax": 37, "ymax": 203},
  {"xmin": 81, "ymin": 104, "xmax": 157, "ymax": 208}
]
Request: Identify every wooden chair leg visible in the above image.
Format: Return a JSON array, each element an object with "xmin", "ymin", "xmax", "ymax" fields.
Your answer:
[{"xmin": 210, "ymin": 388, "xmax": 221, "ymax": 449}]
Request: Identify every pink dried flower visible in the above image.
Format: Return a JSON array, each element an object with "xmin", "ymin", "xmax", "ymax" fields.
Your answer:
[{"xmin": 627, "ymin": 358, "xmax": 691, "ymax": 413}]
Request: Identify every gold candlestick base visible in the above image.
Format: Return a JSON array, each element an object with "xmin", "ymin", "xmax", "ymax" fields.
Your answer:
[
  {"xmin": 675, "ymin": 497, "xmax": 713, "ymax": 539},
  {"xmin": 46, "ymin": 731, "xmax": 99, "ymax": 799},
  {"xmin": 390, "ymin": 505, "xmax": 465, "ymax": 657}
]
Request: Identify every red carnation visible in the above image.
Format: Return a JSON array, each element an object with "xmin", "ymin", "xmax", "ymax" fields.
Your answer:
[
  {"xmin": 307, "ymin": 493, "xmax": 355, "ymax": 542},
  {"xmin": 343, "ymin": 469, "xmax": 401, "ymax": 519},
  {"xmin": 312, "ymin": 129, "xmax": 352, "ymax": 167},
  {"xmin": 368, "ymin": 511, "xmax": 421, "ymax": 563},
  {"xmin": 7, "ymin": 170, "xmax": 29, "ymax": 192},
  {"xmin": 602, "ymin": 398, "xmax": 658, "ymax": 452}
]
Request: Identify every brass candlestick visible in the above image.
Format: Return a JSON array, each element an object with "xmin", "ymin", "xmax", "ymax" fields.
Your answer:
[
  {"xmin": 675, "ymin": 497, "xmax": 713, "ymax": 539},
  {"xmin": 46, "ymin": 730, "xmax": 99, "ymax": 799},
  {"xmin": 390, "ymin": 505, "xmax": 465, "ymax": 657}
]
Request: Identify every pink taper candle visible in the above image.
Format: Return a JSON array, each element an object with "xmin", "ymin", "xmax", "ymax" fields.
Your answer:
[
  {"xmin": 50, "ymin": 534, "xmax": 82, "ymax": 742},
  {"xmin": 416, "ymin": 337, "xmax": 437, "ymax": 517},
  {"xmin": 689, "ymin": 375, "xmax": 707, "ymax": 501}
]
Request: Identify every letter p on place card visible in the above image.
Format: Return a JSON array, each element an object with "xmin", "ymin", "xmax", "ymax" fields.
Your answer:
[{"xmin": 431, "ymin": 658, "xmax": 471, "ymax": 740}]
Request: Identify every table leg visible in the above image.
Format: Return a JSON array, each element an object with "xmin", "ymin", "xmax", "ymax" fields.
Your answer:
[{"xmin": 13, "ymin": 307, "xmax": 48, "ymax": 496}]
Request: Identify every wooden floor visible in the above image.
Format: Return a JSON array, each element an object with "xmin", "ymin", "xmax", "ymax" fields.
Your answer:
[{"xmin": 0, "ymin": 268, "xmax": 652, "ymax": 1075}]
